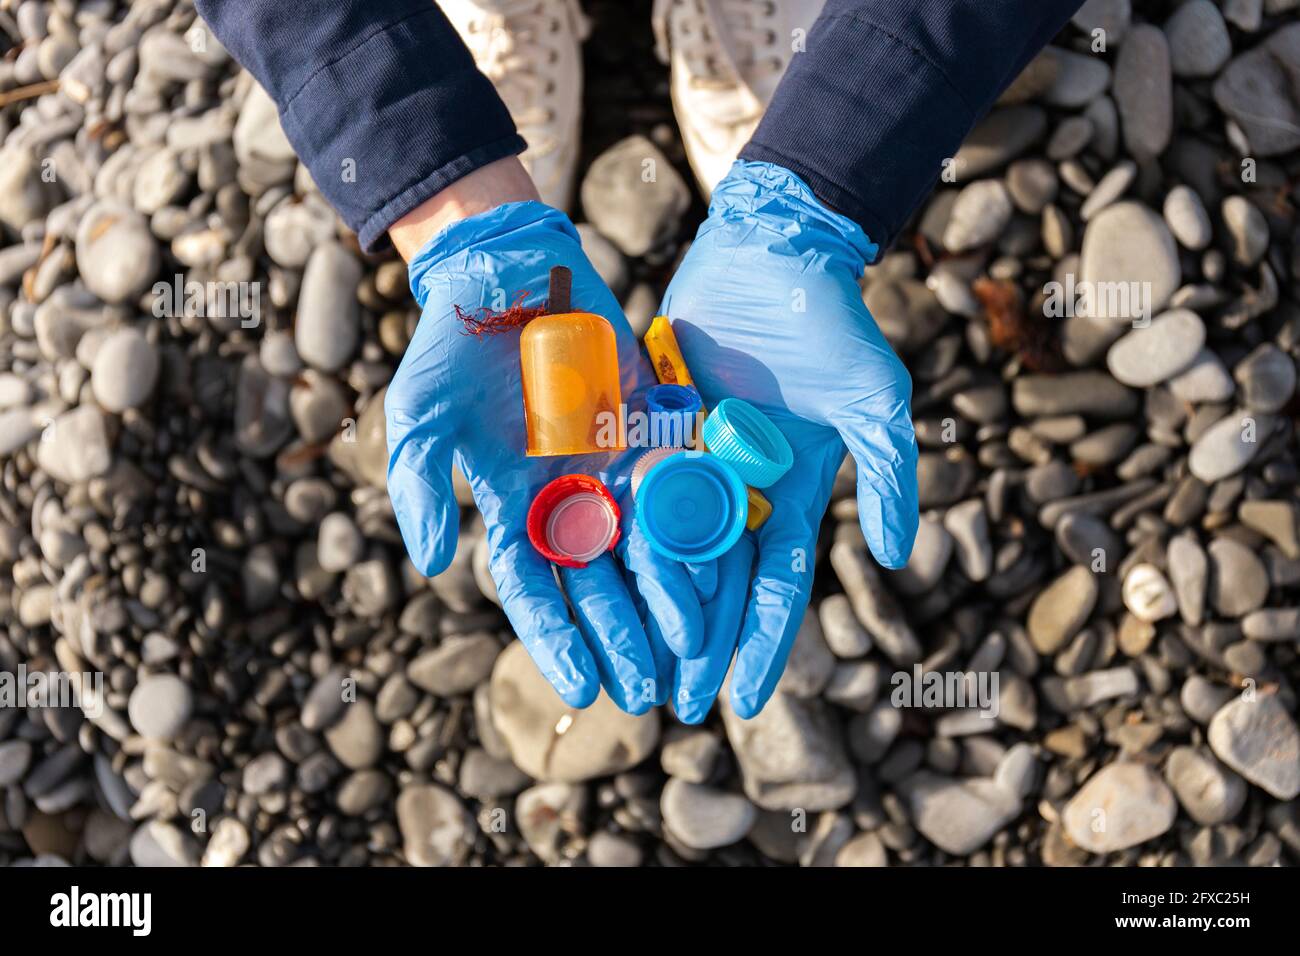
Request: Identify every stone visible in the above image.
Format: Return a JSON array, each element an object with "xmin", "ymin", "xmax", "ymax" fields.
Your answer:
[
  {"xmin": 818, "ymin": 594, "xmax": 872, "ymax": 658},
  {"xmin": 38, "ymin": 406, "xmax": 113, "ymax": 484},
  {"xmin": 1006, "ymin": 159, "xmax": 1057, "ymax": 214},
  {"xmin": 265, "ymin": 195, "xmax": 337, "ymax": 269},
  {"xmin": 943, "ymin": 498, "xmax": 992, "ymax": 582},
  {"xmin": 75, "ymin": 201, "xmax": 160, "ymax": 305},
  {"xmin": 897, "ymin": 771, "xmax": 1022, "ymax": 856},
  {"xmin": 1122, "ymin": 564, "xmax": 1177, "ymax": 623},
  {"xmin": 1027, "ymin": 566, "xmax": 1099, "ymax": 654},
  {"xmin": 587, "ymin": 831, "xmax": 643, "ymax": 867},
  {"xmin": 0, "ymin": 143, "xmax": 62, "ymax": 230},
  {"xmin": 835, "ymin": 832, "xmax": 888, "ymax": 867},
  {"xmin": 1062, "ymin": 762, "xmax": 1177, "ymax": 853},
  {"xmin": 1168, "ymin": 349, "xmax": 1234, "ymax": 403},
  {"xmin": 324, "ymin": 700, "xmax": 383, "ymax": 770},
  {"xmin": 1165, "ymin": 746, "xmax": 1247, "ymax": 825},
  {"xmin": 316, "ymin": 512, "xmax": 364, "ymax": 573},
  {"xmin": 1167, "ymin": 532, "xmax": 1208, "ymax": 625},
  {"xmin": 0, "ymin": 740, "xmax": 33, "ymax": 787},
  {"xmin": 1013, "ymin": 371, "xmax": 1138, "ymax": 418},
  {"xmin": 1080, "ymin": 161, "xmax": 1136, "ymax": 220},
  {"xmin": 1208, "ymin": 695, "xmax": 1300, "ymax": 799},
  {"xmin": 660, "ymin": 779, "xmax": 758, "ymax": 849},
  {"xmin": 90, "ymin": 327, "xmax": 159, "ymax": 412},
  {"xmin": 1239, "ymin": 500, "xmax": 1300, "ymax": 559},
  {"xmin": 660, "ymin": 728, "xmax": 722, "ymax": 783},
  {"xmin": 127, "ymin": 674, "xmax": 192, "ymax": 740},
  {"xmin": 1222, "ymin": 196, "xmax": 1269, "ymax": 266},
  {"xmin": 1163, "ymin": 185, "xmax": 1212, "ymax": 250},
  {"xmin": 722, "ymin": 691, "xmax": 856, "ymax": 812},
  {"xmin": 408, "ymin": 633, "xmax": 501, "ymax": 696},
  {"xmin": 954, "ymin": 106, "xmax": 1047, "ymax": 177},
  {"xmin": 1213, "ymin": 24, "xmax": 1300, "ymax": 156},
  {"xmin": 1043, "ymin": 47, "xmax": 1111, "ymax": 108},
  {"xmin": 489, "ymin": 642, "xmax": 659, "ymax": 782},
  {"xmin": 1234, "ymin": 344, "xmax": 1295, "ymax": 413},
  {"xmin": 1078, "ymin": 202, "xmax": 1180, "ymax": 321},
  {"xmin": 516, "ymin": 783, "xmax": 586, "ymax": 864},
  {"xmin": 1188, "ymin": 411, "xmax": 1266, "ymax": 483},
  {"xmin": 1207, "ymin": 538, "xmax": 1269, "ymax": 617},
  {"xmin": 1114, "ymin": 25, "xmax": 1173, "ymax": 160},
  {"xmin": 942, "ymin": 180, "xmax": 1012, "ymax": 252},
  {"xmin": 129, "ymin": 820, "xmax": 199, "ymax": 867},
  {"xmin": 1105, "ymin": 309, "xmax": 1204, "ymax": 387},
  {"xmin": 296, "ymin": 242, "xmax": 361, "ymax": 372},
  {"xmin": 580, "ymin": 135, "xmax": 689, "ymax": 256},
  {"xmin": 1073, "ymin": 0, "xmax": 1131, "ymax": 44},
  {"xmin": 396, "ymin": 783, "xmax": 475, "ymax": 867},
  {"xmin": 886, "ymin": 516, "xmax": 952, "ymax": 595},
  {"xmin": 1164, "ymin": 0, "xmax": 1232, "ymax": 78},
  {"xmin": 233, "ymin": 81, "xmax": 297, "ymax": 165}
]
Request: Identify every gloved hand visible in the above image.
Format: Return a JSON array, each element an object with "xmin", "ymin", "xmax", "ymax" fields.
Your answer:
[
  {"xmin": 660, "ymin": 161, "xmax": 919, "ymax": 723},
  {"xmin": 385, "ymin": 201, "xmax": 703, "ymax": 714}
]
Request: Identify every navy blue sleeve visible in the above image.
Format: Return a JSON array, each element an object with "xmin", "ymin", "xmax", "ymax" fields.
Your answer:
[
  {"xmin": 195, "ymin": 0, "xmax": 525, "ymax": 252},
  {"xmin": 741, "ymin": 0, "xmax": 1083, "ymax": 261}
]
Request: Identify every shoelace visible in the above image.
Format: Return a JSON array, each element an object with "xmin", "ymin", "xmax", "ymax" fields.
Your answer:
[{"xmin": 464, "ymin": 0, "xmax": 588, "ymax": 156}]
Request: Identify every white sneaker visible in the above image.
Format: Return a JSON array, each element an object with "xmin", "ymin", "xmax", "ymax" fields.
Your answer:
[
  {"xmin": 652, "ymin": 0, "xmax": 826, "ymax": 198},
  {"xmin": 442, "ymin": 0, "xmax": 589, "ymax": 212}
]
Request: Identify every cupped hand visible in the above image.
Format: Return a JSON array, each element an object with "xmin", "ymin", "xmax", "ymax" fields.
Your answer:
[
  {"xmin": 385, "ymin": 200, "xmax": 703, "ymax": 714},
  {"xmin": 659, "ymin": 161, "xmax": 919, "ymax": 723}
]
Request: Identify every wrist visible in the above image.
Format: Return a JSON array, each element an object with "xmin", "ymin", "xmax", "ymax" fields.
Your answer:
[{"xmin": 389, "ymin": 157, "xmax": 541, "ymax": 261}]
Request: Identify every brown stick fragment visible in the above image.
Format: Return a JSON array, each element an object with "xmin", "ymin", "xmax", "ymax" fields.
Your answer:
[
  {"xmin": 548, "ymin": 265, "xmax": 572, "ymax": 314},
  {"xmin": 0, "ymin": 79, "xmax": 59, "ymax": 107}
]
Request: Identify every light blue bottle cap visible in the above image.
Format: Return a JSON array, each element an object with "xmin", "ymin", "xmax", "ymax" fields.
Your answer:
[
  {"xmin": 701, "ymin": 398, "xmax": 793, "ymax": 488},
  {"xmin": 634, "ymin": 452, "xmax": 748, "ymax": 562},
  {"xmin": 645, "ymin": 384, "xmax": 703, "ymax": 448}
]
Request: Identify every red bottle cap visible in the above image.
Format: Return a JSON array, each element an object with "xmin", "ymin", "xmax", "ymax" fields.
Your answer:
[{"xmin": 526, "ymin": 474, "xmax": 621, "ymax": 568}]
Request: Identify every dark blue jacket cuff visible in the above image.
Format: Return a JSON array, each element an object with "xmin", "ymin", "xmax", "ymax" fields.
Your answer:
[
  {"xmin": 742, "ymin": 0, "xmax": 1082, "ymax": 258},
  {"xmin": 196, "ymin": 0, "xmax": 525, "ymax": 252}
]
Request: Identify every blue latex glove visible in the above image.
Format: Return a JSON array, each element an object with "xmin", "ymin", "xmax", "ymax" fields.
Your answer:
[
  {"xmin": 661, "ymin": 161, "xmax": 919, "ymax": 723},
  {"xmin": 385, "ymin": 202, "xmax": 704, "ymax": 714}
]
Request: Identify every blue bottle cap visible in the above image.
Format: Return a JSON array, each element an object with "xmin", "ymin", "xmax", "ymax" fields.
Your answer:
[
  {"xmin": 634, "ymin": 452, "xmax": 748, "ymax": 562},
  {"xmin": 701, "ymin": 398, "xmax": 793, "ymax": 488},
  {"xmin": 645, "ymin": 384, "xmax": 703, "ymax": 448}
]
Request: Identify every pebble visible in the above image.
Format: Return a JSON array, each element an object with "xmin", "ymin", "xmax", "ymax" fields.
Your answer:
[
  {"xmin": 129, "ymin": 821, "xmax": 199, "ymax": 867},
  {"xmin": 660, "ymin": 728, "xmax": 722, "ymax": 783},
  {"xmin": 587, "ymin": 831, "xmax": 644, "ymax": 867},
  {"xmin": 1234, "ymin": 344, "xmax": 1295, "ymax": 413},
  {"xmin": 37, "ymin": 405, "xmax": 113, "ymax": 484},
  {"xmin": 323, "ymin": 700, "xmax": 383, "ymax": 770},
  {"xmin": 1027, "ymin": 566, "xmax": 1099, "ymax": 654},
  {"xmin": 1168, "ymin": 348, "xmax": 1234, "ymax": 403},
  {"xmin": 818, "ymin": 594, "xmax": 872, "ymax": 658},
  {"xmin": 722, "ymin": 691, "xmax": 855, "ymax": 812},
  {"xmin": 1207, "ymin": 538, "xmax": 1269, "ymax": 617},
  {"xmin": 1188, "ymin": 410, "xmax": 1265, "ymax": 482},
  {"xmin": 489, "ymin": 642, "xmax": 659, "ymax": 782},
  {"xmin": 127, "ymin": 674, "xmax": 192, "ymax": 740},
  {"xmin": 1242, "ymin": 608, "xmax": 1300, "ymax": 641},
  {"xmin": 295, "ymin": 242, "xmax": 362, "ymax": 372},
  {"xmin": 1164, "ymin": 0, "xmax": 1232, "ymax": 77},
  {"xmin": 1062, "ymin": 762, "xmax": 1177, "ymax": 853},
  {"xmin": 407, "ymin": 634, "xmax": 501, "ymax": 697},
  {"xmin": 1167, "ymin": 532, "xmax": 1208, "ymax": 625},
  {"xmin": 1043, "ymin": 47, "xmax": 1112, "ymax": 108},
  {"xmin": 660, "ymin": 779, "xmax": 758, "ymax": 850},
  {"xmin": 1113, "ymin": 25, "xmax": 1173, "ymax": 160},
  {"xmin": 1079, "ymin": 161, "xmax": 1135, "ymax": 220},
  {"xmin": 396, "ymin": 783, "xmax": 474, "ymax": 867},
  {"xmin": 1165, "ymin": 747, "xmax": 1247, "ymax": 826},
  {"xmin": 516, "ymin": 783, "xmax": 586, "ymax": 863},
  {"xmin": 579, "ymin": 135, "xmax": 689, "ymax": 256},
  {"xmin": 943, "ymin": 180, "xmax": 1012, "ymax": 252},
  {"xmin": 835, "ymin": 831, "xmax": 888, "ymax": 867},
  {"xmin": 0, "ymin": 740, "xmax": 33, "ymax": 787},
  {"xmin": 1006, "ymin": 159, "xmax": 1057, "ymax": 214},
  {"xmin": 1078, "ymin": 202, "xmax": 1180, "ymax": 320},
  {"xmin": 1122, "ymin": 564, "xmax": 1177, "ymax": 622},
  {"xmin": 74, "ymin": 201, "xmax": 160, "ymax": 305},
  {"xmin": 1208, "ymin": 695, "xmax": 1300, "ymax": 799},
  {"xmin": 953, "ymin": 106, "xmax": 1047, "ymax": 177},
  {"xmin": 1221, "ymin": 196, "xmax": 1269, "ymax": 266},
  {"xmin": 1213, "ymin": 24, "xmax": 1300, "ymax": 156},
  {"xmin": 897, "ymin": 770, "xmax": 1022, "ymax": 856},
  {"xmin": 943, "ymin": 498, "xmax": 992, "ymax": 582},
  {"xmin": 316, "ymin": 511, "xmax": 364, "ymax": 573},
  {"xmin": 1163, "ymin": 185, "xmax": 1212, "ymax": 250},
  {"xmin": 1105, "ymin": 309, "xmax": 1204, "ymax": 387},
  {"xmin": 90, "ymin": 327, "xmax": 159, "ymax": 412}
]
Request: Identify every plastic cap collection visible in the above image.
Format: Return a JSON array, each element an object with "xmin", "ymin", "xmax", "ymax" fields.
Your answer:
[{"xmin": 521, "ymin": 268, "xmax": 790, "ymax": 568}]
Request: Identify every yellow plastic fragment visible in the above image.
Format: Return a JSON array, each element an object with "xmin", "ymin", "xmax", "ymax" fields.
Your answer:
[{"xmin": 644, "ymin": 315, "xmax": 772, "ymax": 530}]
